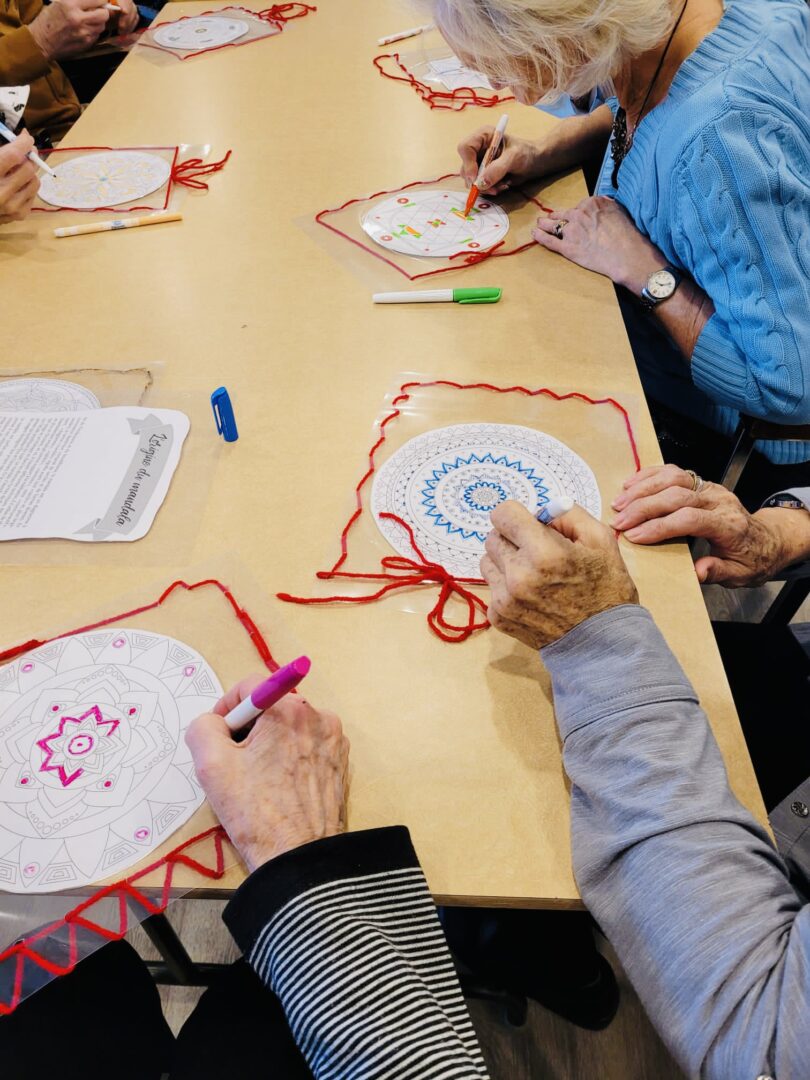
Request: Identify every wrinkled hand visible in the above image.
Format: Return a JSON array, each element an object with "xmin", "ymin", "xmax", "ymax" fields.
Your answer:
[
  {"xmin": 111, "ymin": 0, "xmax": 139, "ymax": 35},
  {"xmin": 480, "ymin": 501, "xmax": 638, "ymax": 650},
  {"xmin": 533, "ymin": 195, "xmax": 664, "ymax": 290},
  {"xmin": 612, "ymin": 464, "xmax": 810, "ymax": 586},
  {"xmin": 0, "ymin": 136, "xmax": 39, "ymax": 225},
  {"xmin": 28, "ymin": 0, "xmax": 110, "ymax": 61},
  {"xmin": 186, "ymin": 677, "xmax": 350, "ymax": 872},
  {"xmin": 457, "ymin": 128, "xmax": 544, "ymax": 195}
]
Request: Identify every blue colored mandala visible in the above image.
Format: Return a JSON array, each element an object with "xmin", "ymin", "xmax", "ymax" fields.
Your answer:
[{"xmin": 419, "ymin": 452, "xmax": 549, "ymax": 542}]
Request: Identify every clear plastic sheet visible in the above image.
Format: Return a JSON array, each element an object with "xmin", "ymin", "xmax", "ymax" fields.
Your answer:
[
  {"xmin": 0, "ymin": 555, "xmax": 330, "ymax": 1015},
  {"xmin": 32, "ymin": 143, "xmax": 218, "ymax": 216},
  {"xmin": 373, "ymin": 44, "xmax": 515, "ymax": 111},
  {"xmin": 0, "ymin": 366, "xmax": 217, "ymax": 567},
  {"xmin": 301, "ymin": 172, "xmax": 556, "ymax": 289},
  {"xmin": 137, "ymin": 6, "xmax": 282, "ymax": 62},
  {"xmin": 278, "ymin": 374, "xmax": 642, "ymax": 637}
]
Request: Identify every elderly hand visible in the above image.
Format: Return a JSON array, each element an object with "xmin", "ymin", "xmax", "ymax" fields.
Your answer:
[
  {"xmin": 111, "ymin": 0, "xmax": 139, "ymax": 35},
  {"xmin": 532, "ymin": 195, "xmax": 665, "ymax": 290},
  {"xmin": 612, "ymin": 465, "xmax": 810, "ymax": 586},
  {"xmin": 457, "ymin": 128, "xmax": 545, "ymax": 195},
  {"xmin": 186, "ymin": 676, "xmax": 350, "ymax": 872},
  {"xmin": 28, "ymin": 0, "xmax": 110, "ymax": 60},
  {"xmin": 0, "ymin": 136, "xmax": 39, "ymax": 225},
  {"xmin": 480, "ymin": 501, "xmax": 638, "ymax": 650}
]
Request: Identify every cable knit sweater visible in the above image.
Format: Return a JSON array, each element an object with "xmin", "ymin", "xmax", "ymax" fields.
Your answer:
[{"xmin": 596, "ymin": 0, "xmax": 810, "ymax": 464}]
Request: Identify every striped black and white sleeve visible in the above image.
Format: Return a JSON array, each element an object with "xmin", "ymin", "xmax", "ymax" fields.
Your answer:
[{"xmin": 223, "ymin": 826, "xmax": 489, "ymax": 1080}]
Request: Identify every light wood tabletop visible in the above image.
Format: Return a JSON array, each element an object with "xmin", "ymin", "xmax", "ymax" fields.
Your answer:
[{"xmin": 0, "ymin": 0, "xmax": 766, "ymax": 907}]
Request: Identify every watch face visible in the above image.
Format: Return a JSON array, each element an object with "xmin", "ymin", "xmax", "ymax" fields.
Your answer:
[{"xmin": 647, "ymin": 269, "xmax": 676, "ymax": 299}]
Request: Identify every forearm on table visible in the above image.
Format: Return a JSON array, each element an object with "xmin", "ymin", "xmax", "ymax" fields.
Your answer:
[
  {"xmin": 0, "ymin": 25, "xmax": 50, "ymax": 84},
  {"xmin": 534, "ymin": 104, "xmax": 613, "ymax": 175},
  {"xmin": 617, "ymin": 256, "xmax": 715, "ymax": 361},
  {"xmin": 542, "ymin": 605, "xmax": 809, "ymax": 1078},
  {"xmin": 224, "ymin": 827, "xmax": 488, "ymax": 1080}
]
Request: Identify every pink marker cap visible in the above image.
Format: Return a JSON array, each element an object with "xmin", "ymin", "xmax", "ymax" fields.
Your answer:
[{"xmin": 251, "ymin": 656, "xmax": 311, "ymax": 711}]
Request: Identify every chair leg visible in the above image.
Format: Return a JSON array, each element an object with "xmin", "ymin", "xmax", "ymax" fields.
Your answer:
[
  {"xmin": 761, "ymin": 579, "xmax": 810, "ymax": 627},
  {"xmin": 721, "ymin": 423, "xmax": 756, "ymax": 492},
  {"xmin": 140, "ymin": 912, "xmax": 200, "ymax": 985}
]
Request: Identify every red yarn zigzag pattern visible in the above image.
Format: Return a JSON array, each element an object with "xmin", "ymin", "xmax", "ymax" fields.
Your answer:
[
  {"xmin": 0, "ymin": 578, "xmax": 278, "ymax": 1015},
  {"xmin": 278, "ymin": 380, "xmax": 642, "ymax": 642}
]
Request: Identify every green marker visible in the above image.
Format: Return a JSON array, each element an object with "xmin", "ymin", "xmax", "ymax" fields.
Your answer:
[{"xmin": 372, "ymin": 287, "xmax": 502, "ymax": 305}]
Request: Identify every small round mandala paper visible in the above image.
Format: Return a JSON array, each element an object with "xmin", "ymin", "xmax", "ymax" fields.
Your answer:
[
  {"xmin": 152, "ymin": 16, "xmax": 249, "ymax": 50},
  {"xmin": 0, "ymin": 629, "xmax": 222, "ymax": 893},
  {"xmin": 38, "ymin": 151, "xmax": 173, "ymax": 211},
  {"xmin": 0, "ymin": 379, "xmax": 100, "ymax": 413},
  {"xmin": 371, "ymin": 423, "xmax": 601, "ymax": 576},
  {"xmin": 361, "ymin": 189, "xmax": 509, "ymax": 258}
]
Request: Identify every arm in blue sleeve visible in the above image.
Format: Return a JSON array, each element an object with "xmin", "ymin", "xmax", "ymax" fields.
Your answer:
[
  {"xmin": 671, "ymin": 109, "xmax": 810, "ymax": 423},
  {"xmin": 542, "ymin": 605, "xmax": 810, "ymax": 1079}
]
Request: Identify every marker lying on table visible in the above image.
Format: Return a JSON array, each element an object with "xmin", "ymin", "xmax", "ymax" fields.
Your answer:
[
  {"xmin": 536, "ymin": 495, "xmax": 574, "ymax": 524},
  {"xmin": 377, "ymin": 22, "xmax": 434, "ymax": 45},
  {"xmin": 373, "ymin": 287, "xmax": 502, "ymax": 305},
  {"xmin": 0, "ymin": 120, "xmax": 55, "ymax": 176},
  {"xmin": 464, "ymin": 112, "xmax": 509, "ymax": 218},
  {"xmin": 224, "ymin": 656, "xmax": 312, "ymax": 733},
  {"xmin": 54, "ymin": 212, "xmax": 182, "ymax": 238}
]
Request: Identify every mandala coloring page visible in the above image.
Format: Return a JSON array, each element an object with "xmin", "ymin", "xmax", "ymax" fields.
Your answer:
[
  {"xmin": 38, "ymin": 151, "xmax": 173, "ymax": 211},
  {"xmin": 152, "ymin": 15, "xmax": 249, "ymax": 50},
  {"xmin": 0, "ymin": 379, "xmax": 100, "ymax": 413},
  {"xmin": 361, "ymin": 189, "xmax": 509, "ymax": 257},
  {"xmin": 0, "ymin": 629, "xmax": 222, "ymax": 892},
  {"xmin": 371, "ymin": 423, "xmax": 602, "ymax": 576}
]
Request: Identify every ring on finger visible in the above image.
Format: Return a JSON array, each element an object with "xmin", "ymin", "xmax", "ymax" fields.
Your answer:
[
  {"xmin": 553, "ymin": 219, "xmax": 569, "ymax": 240},
  {"xmin": 685, "ymin": 469, "xmax": 704, "ymax": 493}
]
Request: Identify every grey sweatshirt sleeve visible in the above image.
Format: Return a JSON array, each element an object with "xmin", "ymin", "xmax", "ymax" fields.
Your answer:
[{"xmin": 542, "ymin": 605, "xmax": 810, "ymax": 1080}]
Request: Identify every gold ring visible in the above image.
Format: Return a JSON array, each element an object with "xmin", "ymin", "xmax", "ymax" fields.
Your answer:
[
  {"xmin": 685, "ymin": 469, "xmax": 704, "ymax": 492},
  {"xmin": 553, "ymin": 219, "xmax": 568, "ymax": 240}
]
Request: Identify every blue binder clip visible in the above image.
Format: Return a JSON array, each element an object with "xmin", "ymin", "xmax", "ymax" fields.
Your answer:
[{"xmin": 211, "ymin": 387, "xmax": 239, "ymax": 443}]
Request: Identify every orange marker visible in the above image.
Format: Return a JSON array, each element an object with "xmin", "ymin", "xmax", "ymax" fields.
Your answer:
[{"xmin": 464, "ymin": 113, "xmax": 509, "ymax": 218}]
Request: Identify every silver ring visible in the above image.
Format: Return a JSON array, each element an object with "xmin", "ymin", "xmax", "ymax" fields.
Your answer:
[
  {"xmin": 685, "ymin": 469, "xmax": 704, "ymax": 493},
  {"xmin": 553, "ymin": 219, "xmax": 568, "ymax": 240}
]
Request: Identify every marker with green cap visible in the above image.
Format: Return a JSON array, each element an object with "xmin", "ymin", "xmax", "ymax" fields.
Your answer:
[{"xmin": 372, "ymin": 287, "xmax": 502, "ymax": 305}]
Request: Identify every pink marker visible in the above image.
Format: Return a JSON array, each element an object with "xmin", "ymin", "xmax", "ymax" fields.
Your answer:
[{"xmin": 224, "ymin": 656, "xmax": 311, "ymax": 733}]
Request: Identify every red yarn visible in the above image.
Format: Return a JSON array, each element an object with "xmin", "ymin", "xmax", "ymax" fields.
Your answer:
[
  {"xmin": 315, "ymin": 173, "xmax": 553, "ymax": 282},
  {"xmin": 171, "ymin": 150, "xmax": 233, "ymax": 190},
  {"xmin": 0, "ymin": 827, "xmax": 234, "ymax": 1017},
  {"xmin": 278, "ymin": 512, "xmax": 489, "ymax": 643},
  {"xmin": 278, "ymin": 380, "xmax": 642, "ymax": 642},
  {"xmin": 0, "ymin": 578, "xmax": 279, "ymax": 1015},
  {"xmin": 258, "ymin": 2, "xmax": 316, "ymax": 22},
  {"xmin": 373, "ymin": 52, "xmax": 515, "ymax": 111}
]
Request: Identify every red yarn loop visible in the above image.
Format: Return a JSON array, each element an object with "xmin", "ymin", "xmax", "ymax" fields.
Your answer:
[
  {"xmin": 171, "ymin": 150, "xmax": 233, "ymax": 191},
  {"xmin": 373, "ymin": 53, "xmax": 515, "ymax": 111},
  {"xmin": 258, "ymin": 2, "xmax": 316, "ymax": 22},
  {"xmin": 279, "ymin": 513, "xmax": 490, "ymax": 644}
]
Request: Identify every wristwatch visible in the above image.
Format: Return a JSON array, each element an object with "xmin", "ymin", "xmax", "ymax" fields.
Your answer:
[
  {"xmin": 762, "ymin": 492, "xmax": 810, "ymax": 512},
  {"xmin": 640, "ymin": 265, "xmax": 682, "ymax": 311}
]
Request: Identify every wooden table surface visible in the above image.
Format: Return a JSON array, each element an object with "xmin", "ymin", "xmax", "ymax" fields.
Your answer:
[{"xmin": 0, "ymin": 0, "xmax": 766, "ymax": 906}]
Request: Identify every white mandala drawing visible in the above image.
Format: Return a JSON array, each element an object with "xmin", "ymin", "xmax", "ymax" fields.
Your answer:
[
  {"xmin": 371, "ymin": 423, "xmax": 601, "ymax": 577},
  {"xmin": 39, "ymin": 151, "xmax": 173, "ymax": 211},
  {"xmin": 0, "ymin": 629, "xmax": 222, "ymax": 893},
  {"xmin": 152, "ymin": 16, "xmax": 249, "ymax": 50},
  {"xmin": 361, "ymin": 189, "xmax": 509, "ymax": 258},
  {"xmin": 0, "ymin": 379, "xmax": 100, "ymax": 413}
]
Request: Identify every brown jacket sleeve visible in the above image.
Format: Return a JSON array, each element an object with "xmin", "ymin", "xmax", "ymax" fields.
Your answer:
[{"xmin": 0, "ymin": 0, "xmax": 80, "ymax": 141}]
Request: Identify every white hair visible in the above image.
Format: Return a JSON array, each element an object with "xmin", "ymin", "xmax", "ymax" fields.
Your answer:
[{"xmin": 429, "ymin": 0, "xmax": 675, "ymax": 99}]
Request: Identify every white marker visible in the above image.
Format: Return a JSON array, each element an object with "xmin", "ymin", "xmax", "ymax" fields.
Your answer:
[
  {"xmin": 536, "ymin": 496, "xmax": 575, "ymax": 524},
  {"xmin": 373, "ymin": 287, "xmax": 501, "ymax": 305},
  {"xmin": 0, "ymin": 120, "xmax": 55, "ymax": 176},
  {"xmin": 377, "ymin": 22, "xmax": 434, "ymax": 46}
]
